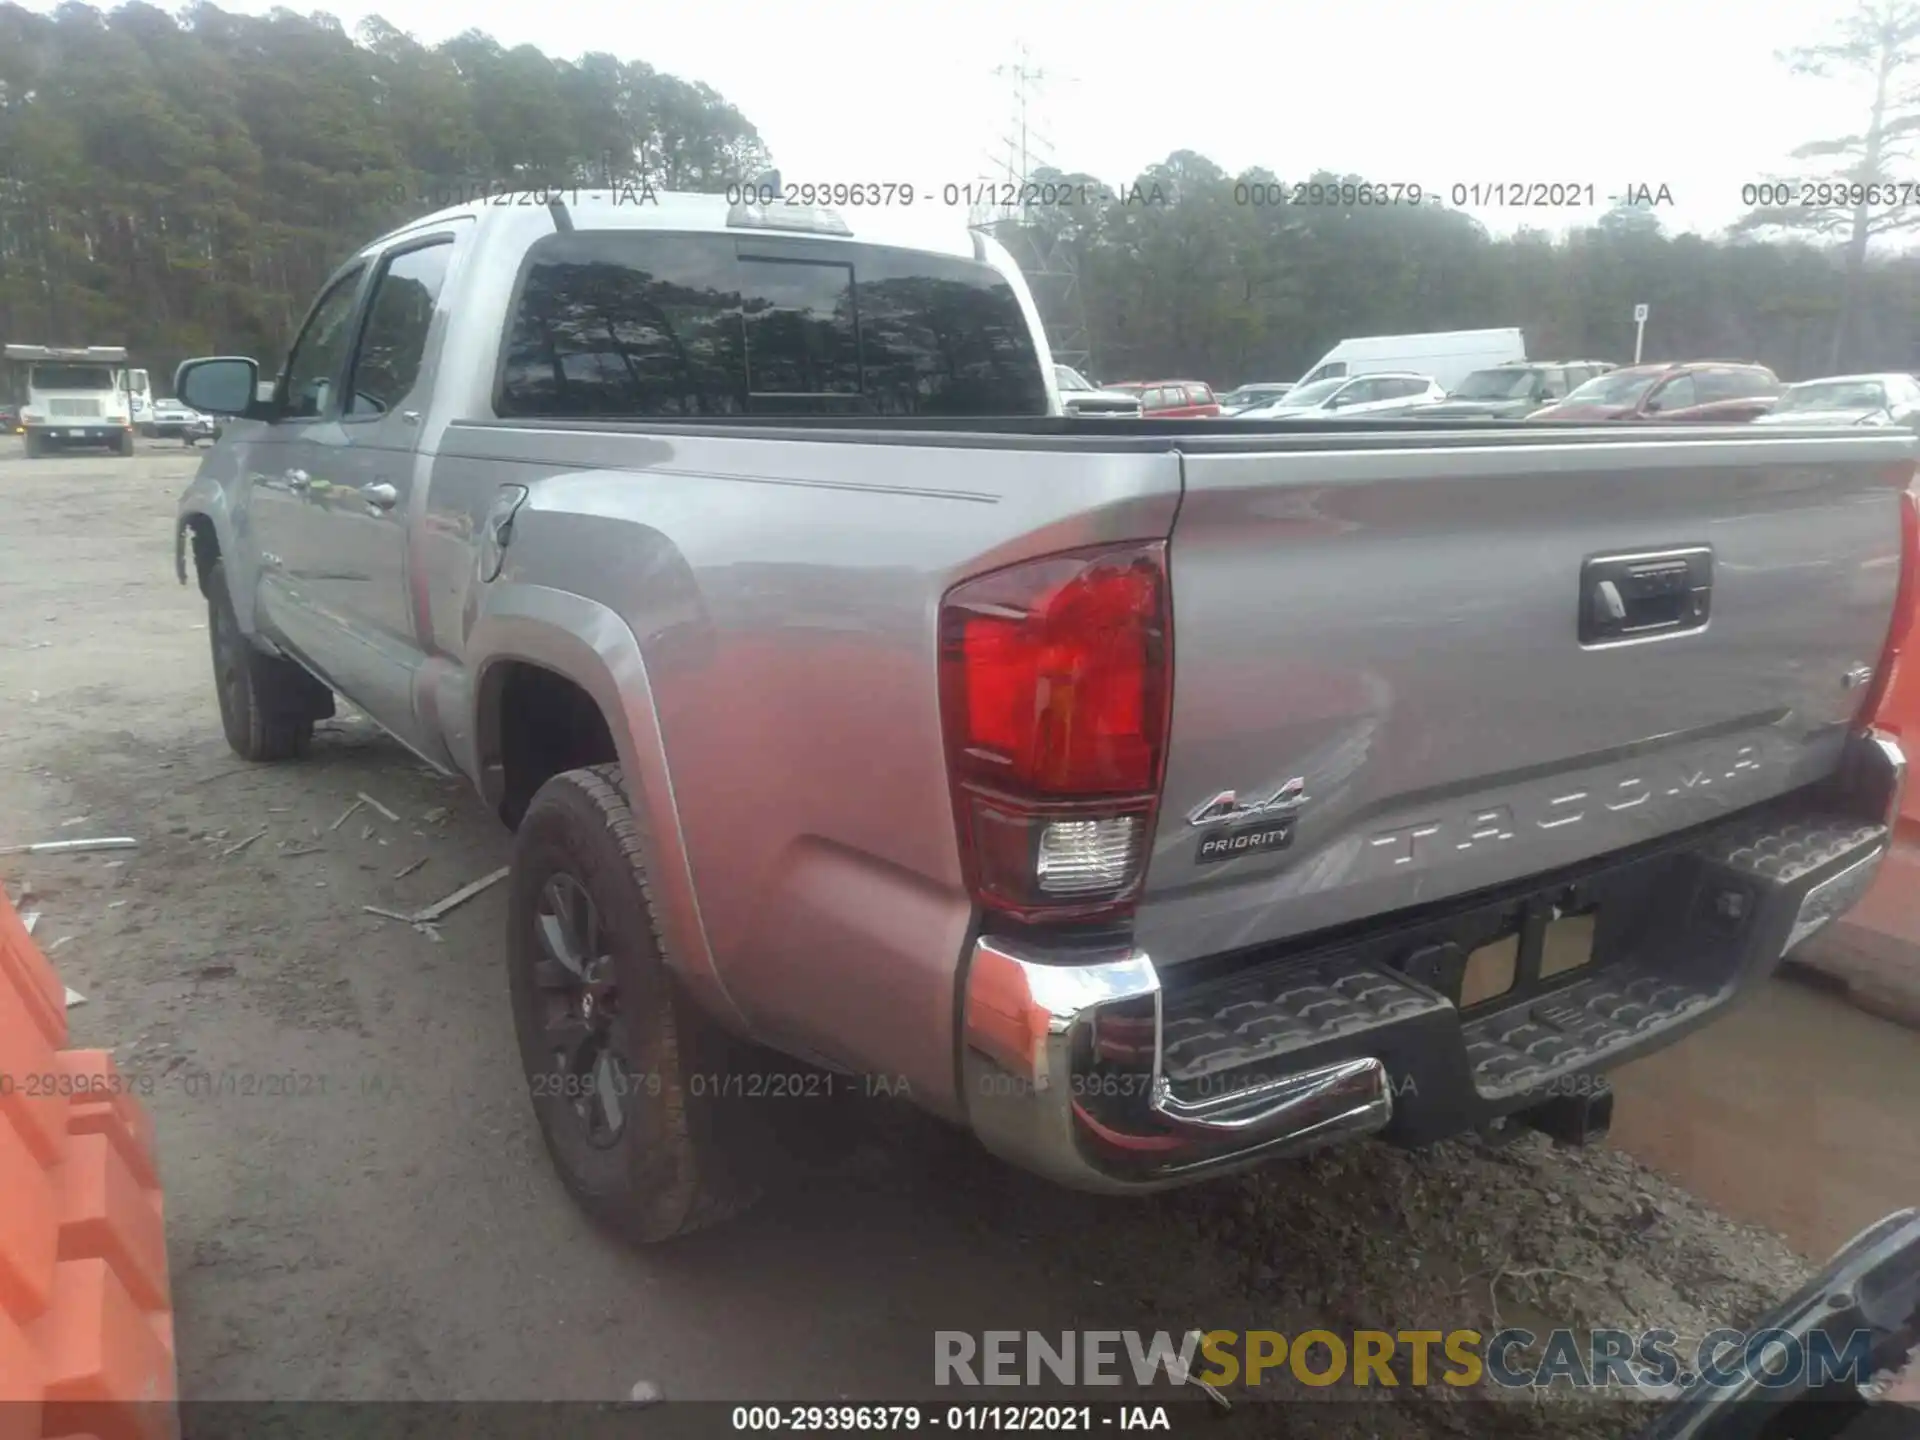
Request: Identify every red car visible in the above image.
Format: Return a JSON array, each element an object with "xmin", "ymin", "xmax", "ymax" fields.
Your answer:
[
  {"xmin": 1106, "ymin": 379, "xmax": 1221, "ymax": 418},
  {"xmin": 1528, "ymin": 361, "xmax": 1781, "ymax": 423}
]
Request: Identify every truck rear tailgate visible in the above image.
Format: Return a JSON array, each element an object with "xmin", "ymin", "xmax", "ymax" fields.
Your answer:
[{"xmin": 1138, "ymin": 427, "xmax": 1914, "ymax": 968}]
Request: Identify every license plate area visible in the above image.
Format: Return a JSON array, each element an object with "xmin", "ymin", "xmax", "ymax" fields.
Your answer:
[
  {"xmin": 1457, "ymin": 908, "xmax": 1598, "ymax": 1010},
  {"xmin": 1159, "ymin": 833, "xmax": 1686, "ymax": 1024}
]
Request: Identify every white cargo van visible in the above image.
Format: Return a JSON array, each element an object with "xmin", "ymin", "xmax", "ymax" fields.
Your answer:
[{"xmin": 1298, "ymin": 329, "xmax": 1525, "ymax": 391}]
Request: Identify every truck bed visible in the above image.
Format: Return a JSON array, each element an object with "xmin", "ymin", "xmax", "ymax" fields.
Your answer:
[{"xmin": 427, "ymin": 415, "xmax": 1912, "ymax": 1090}]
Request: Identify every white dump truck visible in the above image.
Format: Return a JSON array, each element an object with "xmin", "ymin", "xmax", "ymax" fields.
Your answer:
[{"xmin": 4, "ymin": 344, "xmax": 141, "ymax": 456}]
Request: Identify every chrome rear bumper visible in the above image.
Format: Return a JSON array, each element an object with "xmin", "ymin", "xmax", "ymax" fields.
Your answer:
[{"xmin": 960, "ymin": 936, "xmax": 1394, "ymax": 1193}]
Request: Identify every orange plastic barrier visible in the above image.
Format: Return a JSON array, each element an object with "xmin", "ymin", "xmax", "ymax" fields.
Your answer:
[
  {"xmin": 1879, "ymin": 649, "xmax": 1920, "ymax": 832},
  {"xmin": 0, "ymin": 890, "xmax": 177, "ymax": 1440}
]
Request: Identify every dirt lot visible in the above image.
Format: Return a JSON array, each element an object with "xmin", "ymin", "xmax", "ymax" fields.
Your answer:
[{"xmin": 0, "ymin": 442, "xmax": 1911, "ymax": 1433}]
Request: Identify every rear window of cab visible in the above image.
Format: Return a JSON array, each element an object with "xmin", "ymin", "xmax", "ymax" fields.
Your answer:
[{"xmin": 495, "ymin": 231, "xmax": 1049, "ymax": 419}]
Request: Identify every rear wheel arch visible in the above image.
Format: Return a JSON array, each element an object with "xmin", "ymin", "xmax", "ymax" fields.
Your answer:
[
  {"xmin": 466, "ymin": 597, "xmax": 747, "ymax": 1035},
  {"xmin": 478, "ymin": 657, "xmax": 621, "ymax": 830}
]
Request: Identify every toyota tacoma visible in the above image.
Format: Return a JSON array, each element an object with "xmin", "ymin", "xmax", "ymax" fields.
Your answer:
[{"xmin": 173, "ymin": 191, "xmax": 1916, "ymax": 1243}]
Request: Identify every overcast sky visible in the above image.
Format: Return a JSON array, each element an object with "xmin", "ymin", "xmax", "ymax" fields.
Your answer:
[{"xmin": 63, "ymin": 0, "xmax": 1870, "ymax": 238}]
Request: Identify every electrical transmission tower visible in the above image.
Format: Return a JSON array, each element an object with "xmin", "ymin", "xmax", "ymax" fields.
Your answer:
[{"xmin": 977, "ymin": 46, "xmax": 1094, "ymax": 374}]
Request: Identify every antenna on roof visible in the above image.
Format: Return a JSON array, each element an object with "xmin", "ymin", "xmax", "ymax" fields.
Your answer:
[{"xmin": 548, "ymin": 194, "xmax": 574, "ymax": 234}]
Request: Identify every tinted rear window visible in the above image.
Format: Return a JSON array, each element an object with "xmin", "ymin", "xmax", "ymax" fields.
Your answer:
[{"xmin": 496, "ymin": 230, "xmax": 1048, "ymax": 418}]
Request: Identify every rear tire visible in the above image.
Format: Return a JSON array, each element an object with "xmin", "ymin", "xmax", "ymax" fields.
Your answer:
[
  {"xmin": 507, "ymin": 763, "xmax": 762, "ymax": 1244},
  {"xmin": 115, "ymin": 431, "xmax": 134, "ymax": 456},
  {"xmin": 205, "ymin": 559, "xmax": 322, "ymax": 761},
  {"xmin": 22, "ymin": 431, "xmax": 43, "ymax": 458}
]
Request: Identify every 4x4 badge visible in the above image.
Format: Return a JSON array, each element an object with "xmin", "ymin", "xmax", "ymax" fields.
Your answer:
[{"xmin": 1186, "ymin": 777, "xmax": 1309, "ymax": 828}]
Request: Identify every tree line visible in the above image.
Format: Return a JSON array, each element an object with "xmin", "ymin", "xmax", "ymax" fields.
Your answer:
[
  {"xmin": 988, "ymin": 161, "xmax": 1920, "ymax": 387},
  {"xmin": 0, "ymin": 1, "xmax": 1913, "ymax": 391},
  {"xmin": 0, "ymin": 1, "xmax": 770, "ymax": 382}
]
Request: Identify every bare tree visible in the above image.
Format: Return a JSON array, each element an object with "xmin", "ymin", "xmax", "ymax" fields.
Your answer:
[{"xmin": 1735, "ymin": 0, "xmax": 1920, "ymax": 369}]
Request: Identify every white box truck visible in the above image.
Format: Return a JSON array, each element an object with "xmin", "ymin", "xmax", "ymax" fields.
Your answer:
[
  {"xmin": 4, "ymin": 344, "xmax": 140, "ymax": 456},
  {"xmin": 1298, "ymin": 328, "xmax": 1526, "ymax": 391}
]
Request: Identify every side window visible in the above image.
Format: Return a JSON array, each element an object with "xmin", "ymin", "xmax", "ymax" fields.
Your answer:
[
  {"xmin": 1394, "ymin": 377, "xmax": 1427, "ymax": 398},
  {"xmin": 1539, "ymin": 367, "xmax": 1569, "ymax": 399},
  {"xmin": 1187, "ymin": 384, "xmax": 1214, "ymax": 406},
  {"xmin": 281, "ymin": 267, "xmax": 366, "ymax": 420},
  {"xmin": 1691, "ymin": 368, "xmax": 1730, "ymax": 402},
  {"xmin": 1651, "ymin": 373, "xmax": 1697, "ymax": 411},
  {"xmin": 347, "ymin": 241, "xmax": 453, "ymax": 417}
]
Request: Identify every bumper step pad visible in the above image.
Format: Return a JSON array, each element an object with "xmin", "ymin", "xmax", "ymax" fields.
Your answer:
[
  {"xmin": 1698, "ymin": 813, "xmax": 1886, "ymax": 886},
  {"xmin": 1161, "ymin": 962, "xmax": 1446, "ymax": 1086},
  {"xmin": 1463, "ymin": 970, "xmax": 1716, "ymax": 1099}
]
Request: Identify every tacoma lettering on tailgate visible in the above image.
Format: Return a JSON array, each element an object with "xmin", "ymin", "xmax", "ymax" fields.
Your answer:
[{"xmin": 1363, "ymin": 742, "xmax": 1765, "ymax": 874}]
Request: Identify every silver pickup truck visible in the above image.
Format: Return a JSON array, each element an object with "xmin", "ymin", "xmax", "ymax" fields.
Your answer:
[{"xmin": 174, "ymin": 191, "xmax": 1916, "ymax": 1245}]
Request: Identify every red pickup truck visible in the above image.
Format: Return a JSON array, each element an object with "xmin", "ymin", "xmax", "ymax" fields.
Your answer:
[{"xmin": 1530, "ymin": 361, "xmax": 1781, "ymax": 423}]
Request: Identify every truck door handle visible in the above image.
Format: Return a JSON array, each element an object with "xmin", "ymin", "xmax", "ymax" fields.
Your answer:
[
  {"xmin": 361, "ymin": 482, "xmax": 399, "ymax": 511},
  {"xmin": 1579, "ymin": 547, "xmax": 1712, "ymax": 645}
]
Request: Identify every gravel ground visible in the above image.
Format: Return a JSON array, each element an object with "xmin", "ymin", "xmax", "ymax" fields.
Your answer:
[{"xmin": 0, "ymin": 443, "xmax": 1819, "ymax": 1435}]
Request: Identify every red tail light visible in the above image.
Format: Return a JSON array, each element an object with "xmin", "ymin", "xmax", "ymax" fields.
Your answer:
[
  {"xmin": 1862, "ymin": 480, "xmax": 1920, "ymax": 737},
  {"xmin": 939, "ymin": 542, "xmax": 1172, "ymax": 922}
]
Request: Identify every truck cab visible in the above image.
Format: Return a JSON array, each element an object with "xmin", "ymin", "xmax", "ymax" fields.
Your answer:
[{"xmin": 4, "ymin": 344, "xmax": 138, "ymax": 456}]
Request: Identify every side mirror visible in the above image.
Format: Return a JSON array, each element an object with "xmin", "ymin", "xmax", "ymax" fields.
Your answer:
[
  {"xmin": 1643, "ymin": 396, "xmax": 1663, "ymax": 414},
  {"xmin": 176, "ymin": 357, "xmax": 263, "ymax": 418}
]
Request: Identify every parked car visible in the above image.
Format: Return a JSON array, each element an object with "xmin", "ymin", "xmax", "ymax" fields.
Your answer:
[
  {"xmin": 1394, "ymin": 361, "xmax": 1616, "ymax": 419},
  {"xmin": 1216, "ymin": 382, "xmax": 1294, "ymax": 414},
  {"xmin": 1104, "ymin": 379, "xmax": 1221, "ymax": 417},
  {"xmin": 1053, "ymin": 364, "xmax": 1143, "ymax": 417},
  {"xmin": 1530, "ymin": 362, "xmax": 1781, "ymax": 423},
  {"xmin": 173, "ymin": 190, "xmax": 1911, "ymax": 1245},
  {"xmin": 0, "ymin": 403, "xmax": 20, "ymax": 435},
  {"xmin": 1752, "ymin": 373, "xmax": 1920, "ymax": 430},
  {"xmin": 1297, "ymin": 327, "xmax": 1526, "ymax": 390},
  {"xmin": 1237, "ymin": 371, "xmax": 1444, "ymax": 417},
  {"xmin": 143, "ymin": 396, "xmax": 209, "ymax": 440}
]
